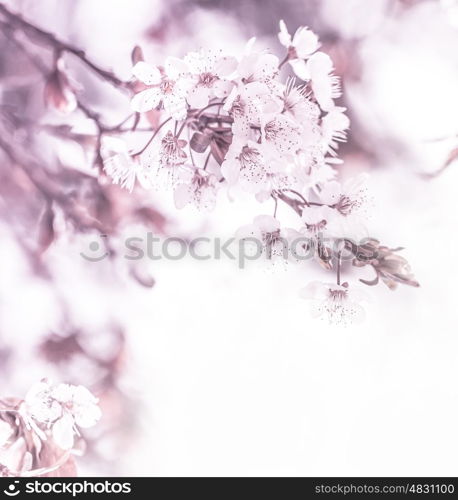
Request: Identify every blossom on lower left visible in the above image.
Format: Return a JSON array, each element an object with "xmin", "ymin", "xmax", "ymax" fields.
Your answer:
[{"xmin": 0, "ymin": 381, "xmax": 101, "ymax": 477}]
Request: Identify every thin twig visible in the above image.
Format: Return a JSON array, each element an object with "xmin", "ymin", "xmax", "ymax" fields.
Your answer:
[
  {"xmin": 0, "ymin": 3, "xmax": 127, "ymax": 89},
  {"xmin": 132, "ymin": 117, "xmax": 173, "ymax": 156}
]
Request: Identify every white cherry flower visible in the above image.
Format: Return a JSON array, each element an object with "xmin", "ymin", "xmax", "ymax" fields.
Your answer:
[
  {"xmin": 237, "ymin": 50, "xmax": 279, "ymax": 86},
  {"xmin": 143, "ymin": 130, "xmax": 188, "ymax": 189},
  {"xmin": 221, "ymin": 139, "xmax": 283, "ymax": 194},
  {"xmin": 236, "ymin": 215, "xmax": 288, "ymax": 259},
  {"xmin": 261, "ymin": 112, "xmax": 302, "ymax": 159},
  {"xmin": 225, "ymin": 80, "xmax": 281, "ymax": 138},
  {"xmin": 174, "ymin": 167, "xmax": 219, "ymax": 211},
  {"xmin": 131, "ymin": 58, "xmax": 190, "ymax": 120},
  {"xmin": 318, "ymin": 174, "xmax": 369, "ymax": 218},
  {"xmin": 278, "ymin": 20, "xmax": 320, "ymax": 80},
  {"xmin": 184, "ymin": 49, "xmax": 237, "ymax": 109},
  {"xmin": 300, "ymin": 281, "xmax": 367, "ymax": 325}
]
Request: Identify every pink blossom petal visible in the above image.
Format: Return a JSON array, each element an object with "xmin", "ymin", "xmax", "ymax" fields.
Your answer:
[
  {"xmin": 213, "ymin": 79, "xmax": 234, "ymax": 98},
  {"xmin": 165, "ymin": 56, "xmax": 188, "ymax": 80},
  {"xmin": 221, "ymin": 158, "xmax": 240, "ymax": 185},
  {"xmin": 254, "ymin": 214, "xmax": 280, "ymax": 233},
  {"xmin": 235, "ymin": 223, "xmax": 262, "ymax": 241},
  {"xmin": 174, "ymin": 184, "xmax": 192, "ymax": 209},
  {"xmin": 187, "ymin": 86, "xmax": 212, "ymax": 109},
  {"xmin": 163, "ymin": 94, "xmax": 187, "ymax": 120},
  {"xmin": 292, "ymin": 28, "xmax": 320, "ymax": 58},
  {"xmin": 288, "ymin": 59, "xmax": 310, "ymax": 80},
  {"xmin": 131, "ymin": 88, "xmax": 162, "ymax": 112},
  {"xmin": 132, "ymin": 61, "xmax": 161, "ymax": 85},
  {"xmin": 52, "ymin": 414, "xmax": 75, "ymax": 450},
  {"xmin": 300, "ymin": 281, "xmax": 327, "ymax": 300},
  {"xmin": 278, "ymin": 20, "xmax": 292, "ymax": 47},
  {"xmin": 214, "ymin": 57, "xmax": 237, "ymax": 77}
]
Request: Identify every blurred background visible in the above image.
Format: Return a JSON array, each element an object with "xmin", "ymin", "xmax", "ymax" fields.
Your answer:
[{"xmin": 0, "ymin": 0, "xmax": 458, "ymax": 476}]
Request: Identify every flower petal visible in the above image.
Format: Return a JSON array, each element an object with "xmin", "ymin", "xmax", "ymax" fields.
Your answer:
[
  {"xmin": 288, "ymin": 59, "xmax": 310, "ymax": 80},
  {"xmin": 292, "ymin": 27, "xmax": 319, "ymax": 58},
  {"xmin": 131, "ymin": 88, "xmax": 162, "ymax": 112},
  {"xmin": 163, "ymin": 94, "xmax": 188, "ymax": 120},
  {"xmin": 214, "ymin": 56, "xmax": 238, "ymax": 77},
  {"xmin": 221, "ymin": 158, "xmax": 240, "ymax": 185},
  {"xmin": 174, "ymin": 183, "xmax": 192, "ymax": 209},
  {"xmin": 132, "ymin": 61, "xmax": 161, "ymax": 85},
  {"xmin": 300, "ymin": 281, "xmax": 328, "ymax": 300},
  {"xmin": 278, "ymin": 20, "xmax": 292, "ymax": 47},
  {"xmin": 253, "ymin": 214, "xmax": 280, "ymax": 233},
  {"xmin": 187, "ymin": 86, "xmax": 212, "ymax": 109},
  {"xmin": 52, "ymin": 414, "xmax": 75, "ymax": 450}
]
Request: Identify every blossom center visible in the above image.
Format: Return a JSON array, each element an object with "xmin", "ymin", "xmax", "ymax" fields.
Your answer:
[
  {"xmin": 198, "ymin": 72, "xmax": 217, "ymax": 87},
  {"xmin": 334, "ymin": 195, "xmax": 358, "ymax": 216},
  {"xmin": 329, "ymin": 289, "xmax": 348, "ymax": 301},
  {"xmin": 160, "ymin": 79, "xmax": 175, "ymax": 94}
]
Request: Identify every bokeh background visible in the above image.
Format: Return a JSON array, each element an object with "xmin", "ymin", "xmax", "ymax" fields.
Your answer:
[{"xmin": 1, "ymin": 0, "xmax": 458, "ymax": 476}]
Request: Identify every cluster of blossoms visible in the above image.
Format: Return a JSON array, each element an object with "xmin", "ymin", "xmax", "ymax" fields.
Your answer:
[
  {"xmin": 103, "ymin": 21, "xmax": 419, "ymax": 325},
  {"xmin": 0, "ymin": 381, "xmax": 101, "ymax": 476}
]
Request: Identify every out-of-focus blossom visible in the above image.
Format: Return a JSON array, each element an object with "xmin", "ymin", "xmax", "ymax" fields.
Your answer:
[
  {"xmin": 103, "ymin": 138, "xmax": 151, "ymax": 192},
  {"xmin": 44, "ymin": 58, "xmax": 78, "ymax": 114},
  {"xmin": 24, "ymin": 381, "xmax": 101, "ymax": 450}
]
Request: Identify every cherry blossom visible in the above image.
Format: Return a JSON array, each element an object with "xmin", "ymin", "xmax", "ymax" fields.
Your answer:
[
  {"xmin": 174, "ymin": 167, "xmax": 219, "ymax": 210},
  {"xmin": 184, "ymin": 49, "xmax": 237, "ymax": 109},
  {"xmin": 236, "ymin": 215, "xmax": 288, "ymax": 259},
  {"xmin": 278, "ymin": 20, "xmax": 320, "ymax": 80},
  {"xmin": 131, "ymin": 59, "xmax": 190, "ymax": 120},
  {"xmin": 221, "ymin": 139, "xmax": 276, "ymax": 194},
  {"xmin": 237, "ymin": 50, "xmax": 279, "ymax": 87},
  {"xmin": 145, "ymin": 130, "xmax": 189, "ymax": 188},
  {"xmin": 318, "ymin": 174, "xmax": 370, "ymax": 218},
  {"xmin": 300, "ymin": 281, "xmax": 367, "ymax": 325}
]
